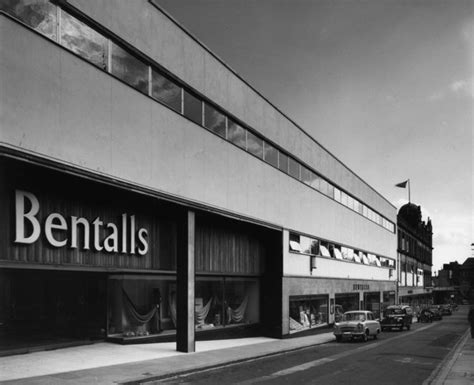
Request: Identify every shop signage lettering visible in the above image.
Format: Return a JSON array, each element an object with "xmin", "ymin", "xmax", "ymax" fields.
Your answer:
[
  {"xmin": 14, "ymin": 190, "xmax": 149, "ymax": 255},
  {"xmin": 353, "ymin": 284, "xmax": 370, "ymax": 291}
]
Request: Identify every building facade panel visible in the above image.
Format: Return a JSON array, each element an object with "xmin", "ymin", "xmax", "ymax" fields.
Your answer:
[{"xmin": 63, "ymin": 0, "xmax": 395, "ymax": 219}]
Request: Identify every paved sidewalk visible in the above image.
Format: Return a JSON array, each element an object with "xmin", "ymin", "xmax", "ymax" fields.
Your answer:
[
  {"xmin": 430, "ymin": 327, "xmax": 474, "ymax": 385},
  {"xmin": 0, "ymin": 332, "xmax": 335, "ymax": 384},
  {"xmin": 1, "ymin": 314, "xmax": 472, "ymax": 384}
]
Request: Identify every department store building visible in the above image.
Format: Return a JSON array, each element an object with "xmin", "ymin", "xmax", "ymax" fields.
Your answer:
[{"xmin": 0, "ymin": 0, "xmax": 397, "ymax": 353}]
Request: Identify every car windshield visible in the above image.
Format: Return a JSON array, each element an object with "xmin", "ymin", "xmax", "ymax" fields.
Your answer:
[
  {"xmin": 342, "ymin": 312, "xmax": 366, "ymax": 321},
  {"xmin": 385, "ymin": 308, "xmax": 403, "ymax": 315}
]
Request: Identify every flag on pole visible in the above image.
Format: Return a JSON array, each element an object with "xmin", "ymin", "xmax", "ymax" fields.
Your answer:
[{"xmin": 395, "ymin": 180, "xmax": 408, "ymax": 188}]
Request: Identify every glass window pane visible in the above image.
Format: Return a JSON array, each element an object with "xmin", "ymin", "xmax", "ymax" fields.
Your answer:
[
  {"xmin": 320, "ymin": 179, "xmax": 329, "ymax": 195},
  {"xmin": 341, "ymin": 191, "xmax": 348, "ymax": 206},
  {"xmin": 334, "ymin": 188, "xmax": 341, "ymax": 202},
  {"xmin": 2, "ymin": 0, "xmax": 57, "ymax": 40},
  {"xmin": 60, "ymin": 10, "xmax": 108, "ymax": 69},
  {"xmin": 228, "ymin": 120, "xmax": 246, "ymax": 149},
  {"xmin": 301, "ymin": 166, "xmax": 314, "ymax": 186},
  {"xmin": 347, "ymin": 195, "xmax": 354, "ymax": 210},
  {"xmin": 288, "ymin": 158, "xmax": 300, "ymax": 179},
  {"xmin": 278, "ymin": 152, "xmax": 289, "ymax": 173},
  {"xmin": 326, "ymin": 183, "xmax": 334, "ymax": 198},
  {"xmin": 224, "ymin": 278, "xmax": 260, "ymax": 325},
  {"xmin": 311, "ymin": 174, "xmax": 320, "ymax": 190},
  {"xmin": 183, "ymin": 90, "xmax": 202, "ymax": 125},
  {"xmin": 204, "ymin": 103, "xmax": 226, "ymax": 138},
  {"xmin": 111, "ymin": 43, "xmax": 148, "ymax": 94},
  {"xmin": 152, "ymin": 70, "xmax": 181, "ymax": 112},
  {"xmin": 247, "ymin": 131, "xmax": 263, "ymax": 159},
  {"xmin": 263, "ymin": 142, "xmax": 279, "ymax": 168}
]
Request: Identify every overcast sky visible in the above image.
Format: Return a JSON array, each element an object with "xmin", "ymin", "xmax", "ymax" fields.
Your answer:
[{"xmin": 157, "ymin": 0, "xmax": 473, "ymax": 272}]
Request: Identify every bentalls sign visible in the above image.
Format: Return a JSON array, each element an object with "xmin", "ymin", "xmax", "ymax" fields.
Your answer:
[{"xmin": 14, "ymin": 190, "xmax": 149, "ymax": 255}]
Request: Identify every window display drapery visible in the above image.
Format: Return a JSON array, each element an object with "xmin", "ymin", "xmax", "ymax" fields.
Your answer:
[
  {"xmin": 195, "ymin": 297, "xmax": 213, "ymax": 325},
  {"xmin": 230, "ymin": 295, "xmax": 248, "ymax": 323},
  {"xmin": 122, "ymin": 288, "xmax": 157, "ymax": 324}
]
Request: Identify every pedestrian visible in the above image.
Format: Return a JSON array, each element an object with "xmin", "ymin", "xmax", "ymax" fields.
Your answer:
[{"xmin": 468, "ymin": 306, "xmax": 474, "ymax": 338}]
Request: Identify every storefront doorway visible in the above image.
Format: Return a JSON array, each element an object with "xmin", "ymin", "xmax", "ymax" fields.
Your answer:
[{"xmin": 0, "ymin": 269, "xmax": 106, "ymax": 354}]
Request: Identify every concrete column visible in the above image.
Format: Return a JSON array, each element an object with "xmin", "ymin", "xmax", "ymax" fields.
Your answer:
[{"xmin": 176, "ymin": 210, "xmax": 195, "ymax": 353}]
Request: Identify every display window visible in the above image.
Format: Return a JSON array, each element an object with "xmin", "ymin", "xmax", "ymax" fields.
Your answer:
[
  {"xmin": 194, "ymin": 277, "xmax": 259, "ymax": 330},
  {"xmin": 364, "ymin": 292, "xmax": 381, "ymax": 318},
  {"xmin": 334, "ymin": 293, "xmax": 359, "ymax": 322},
  {"xmin": 382, "ymin": 291, "xmax": 395, "ymax": 313},
  {"xmin": 289, "ymin": 295, "xmax": 328, "ymax": 334},
  {"xmin": 107, "ymin": 276, "xmax": 176, "ymax": 339}
]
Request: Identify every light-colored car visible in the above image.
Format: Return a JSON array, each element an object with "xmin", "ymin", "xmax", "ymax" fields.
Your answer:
[{"xmin": 333, "ymin": 310, "xmax": 381, "ymax": 342}]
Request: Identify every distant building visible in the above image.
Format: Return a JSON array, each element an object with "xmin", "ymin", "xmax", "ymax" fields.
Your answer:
[
  {"xmin": 397, "ymin": 203, "xmax": 433, "ymax": 306},
  {"xmin": 432, "ymin": 258, "xmax": 474, "ymax": 304}
]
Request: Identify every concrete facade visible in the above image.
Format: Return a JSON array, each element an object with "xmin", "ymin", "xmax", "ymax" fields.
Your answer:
[{"xmin": 0, "ymin": 0, "xmax": 397, "ymax": 343}]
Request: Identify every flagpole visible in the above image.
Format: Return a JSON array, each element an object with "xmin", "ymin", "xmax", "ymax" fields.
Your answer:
[{"xmin": 408, "ymin": 179, "xmax": 411, "ymax": 203}]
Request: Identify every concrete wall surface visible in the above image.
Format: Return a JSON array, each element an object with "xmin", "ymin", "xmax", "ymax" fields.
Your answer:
[
  {"xmin": 63, "ymin": 0, "xmax": 395, "ymax": 219},
  {"xmin": 0, "ymin": 15, "xmax": 395, "ymax": 258}
]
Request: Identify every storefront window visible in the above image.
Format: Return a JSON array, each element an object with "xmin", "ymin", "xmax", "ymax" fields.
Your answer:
[
  {"xmin": 195, "ymin": 277, "xmax": 259, "ymax": 330},
  {"xmin": 335, "ymin": 293, "xmax": 359, "ymax": 322},
  {"xmin": 107, "ymin": 276, "xmax": 176, "ymax": 338},
  {"xmin": 382, "ymin": 291, "xmax": 395, "ymax": 313},
  {"xmin": 289, "ymin": 295, "xmax": 328, "ymax": 334},
  {"xmin": 364, "ymin": 292, "xmax": 381, "ymax": 318}
]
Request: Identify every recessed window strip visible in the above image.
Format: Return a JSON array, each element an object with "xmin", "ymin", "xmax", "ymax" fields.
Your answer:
[{"xmin": 1, "ymin": 0, "xmax": 396, "ymax": 234}]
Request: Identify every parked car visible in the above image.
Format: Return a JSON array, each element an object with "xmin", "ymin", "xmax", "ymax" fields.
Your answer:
[
  {"xmin": 418, "ymin": 308, "xmax": 433, "ymax": 323},
  {"xmin": 429, "ymin": 306, "xmax": 443, "ymax": 320},
  {"xmin": 381, "ymin": 305, "xmax": 413, "ymax": 331},
  {"xmin": 440, "ymin": 304, "xmax": 452, "ymax": 315},
  {"xmin": 333, "ymin": 310, "xmax": 381, "ymax": 342}
]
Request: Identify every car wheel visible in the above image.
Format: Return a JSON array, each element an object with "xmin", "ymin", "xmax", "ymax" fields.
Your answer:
[
  {"xmin": 335, "ymin": 335, "xmax": 342, "ymax": 342},
  {"xmin": 362, "ymin": 331, "xmax": 368, "ymax": 342}
]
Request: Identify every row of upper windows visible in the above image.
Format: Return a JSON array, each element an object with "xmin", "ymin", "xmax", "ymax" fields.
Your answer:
[
  {"xmin": 289, "ymin": 232, "xmax": 396, "ymax": 269},
  {"xmin": 1, "ymin": 0, "xmax": 395, "ymax": 234}
]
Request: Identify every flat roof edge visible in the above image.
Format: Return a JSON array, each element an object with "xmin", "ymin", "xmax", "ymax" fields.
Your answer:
[{"xmin": 149, "ymin": 1, "xmax": 396, "ymax": 210}]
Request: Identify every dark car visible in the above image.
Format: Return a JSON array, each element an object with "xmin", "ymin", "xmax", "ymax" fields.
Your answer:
[
  {"xmin": 381, "ymin": 305, "xmax": 413, "ymax": 331},
  {"xmin": 429, "ymin": 306, "xmax": 443, "ymax": 320},
  {"xmin": 440, "ymin": 304, "xmax": 452, "ymax": 315},
  {"xmin": 418, "ymin": 308, "xmax": 433, "ymax": 323}
]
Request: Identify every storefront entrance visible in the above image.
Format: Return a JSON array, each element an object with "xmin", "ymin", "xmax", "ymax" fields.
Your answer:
[{"xmin": 0, "ymin": 269, "xmax": 106, "ymax": 353}]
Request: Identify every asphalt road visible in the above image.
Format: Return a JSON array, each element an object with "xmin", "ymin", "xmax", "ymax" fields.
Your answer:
[{"xmin": 156, "ymin": 310, "xmax": 469, "ymax": 385}]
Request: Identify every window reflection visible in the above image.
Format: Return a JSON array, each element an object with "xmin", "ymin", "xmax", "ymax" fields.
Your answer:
[
  {"xmin": 263, "ymin": 142, "xmax": 278, "ymax": 168},
  {"xmin": 228, "ymin": 120, "xmax": 246, "ymax": 149},
  {"xmin": 183, "ymin": 90, "xmax": 202, "ymax": 125},
  {"xmin": 60, "ymin": 10, "xmax": 108, "ymax": 69},
  {"xmin": 2, "ymin": 0, "xmax": 57, "ymax": 40},
  {"xmin": 204, "ymin": 103, "xmax": 226, "ymax": 138},
  {"xmin": 300, "ymin": 166, "xmax": 314, "ymax": 186},
  {"xmin": 152, "ymin": 70, "xmax": 182, "ymax": 112},
  {"xmin": 111, "ymin": 43, "xmax": 148, "ymax": 94},
  {"xmin": 288, "ymin": 157, "xmax": 300, "ymax": 179},
  {"xmin": 311, "ymin": 174, "xmax": 320, "ymax": 190},
  {"xmin": 246, "ymin": 131, "xmax": 263, "ymax": 159},
  {"xmin": 278, "ymin": 152, "xmax": 289, "ymax": 173}
]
